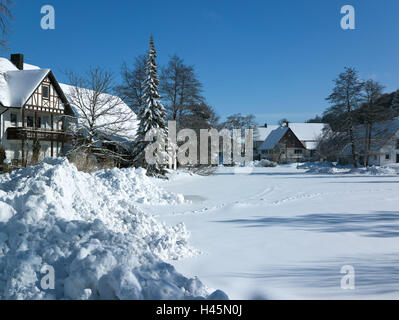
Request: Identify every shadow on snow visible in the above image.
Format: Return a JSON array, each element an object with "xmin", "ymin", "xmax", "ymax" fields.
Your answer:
[{"xmin": 214, "ymin": 211, "xmax": 399, "ymax": 238}]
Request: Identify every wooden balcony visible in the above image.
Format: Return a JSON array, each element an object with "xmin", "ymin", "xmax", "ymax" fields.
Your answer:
[{"xmin": 6, "ymin": 127, "xmax": 72, "ymax": 142}]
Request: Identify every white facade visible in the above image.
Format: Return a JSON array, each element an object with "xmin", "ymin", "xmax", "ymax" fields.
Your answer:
[{"xmin": 368, "ymin": 130, "xmax": 399, "ymax": 166}]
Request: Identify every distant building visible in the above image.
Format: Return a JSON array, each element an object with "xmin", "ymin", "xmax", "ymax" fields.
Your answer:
[
  {"xmin": 340, "ymin": 118, "xmax": 399, "ymax": 166},
  {"xmin": 255, "ymin": 122, "xmax": 326, "ymax": 162}
]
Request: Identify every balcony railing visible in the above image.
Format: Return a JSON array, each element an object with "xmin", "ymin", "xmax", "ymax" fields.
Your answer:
[{"xmin": 6, "ymin": 127, "xmax": 72, "ymax": 142}]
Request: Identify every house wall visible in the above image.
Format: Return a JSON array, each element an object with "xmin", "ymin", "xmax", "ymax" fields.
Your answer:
[
  {"xmin": 1, "ymin": 107, "xmax": 22, "ymax": 160},
  {"xmin": 365, "ymin": 130, "xmax": 399, "ymax": 166},
  {"xmin": 376, "ymin": 130, "xmax": 399, "ymax": 165},
  {"xmin": 25, "ymin": 76, "xmax": 65, "ymax": 114},
  {"xmin": 260, "ymin": 147, "xmax": 308, "ymax": 163}
]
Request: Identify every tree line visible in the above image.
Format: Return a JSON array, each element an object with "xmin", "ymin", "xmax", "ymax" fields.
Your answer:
[{"xmin": 64, "ymin": 37, "xmax": 258, "ymax": 175}]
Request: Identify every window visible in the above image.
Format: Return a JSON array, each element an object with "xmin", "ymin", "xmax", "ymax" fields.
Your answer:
[
  {"xmin": 386, "ymin": 154, "xmax": 390, "ymax": 160},
  {"xmin": 42, "ymin": 85, "xmax": 50, "ymax": 99},
  {"xmin": 295, "ymin": 149, "xmax": 303, "ymax": 155},
  {"xmin": 36, "ymin": 116, "xmax": 41, "ymax": 128},
  {"xmin": 396, "ymin": 139, "xmax": 399, "ymax": 150},
  {"xmin": 10, "ymin": 113, "xmax": 17, "ymax": 126}
]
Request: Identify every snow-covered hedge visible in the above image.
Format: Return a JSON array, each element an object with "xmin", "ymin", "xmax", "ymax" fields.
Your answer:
[
  {"xmin": 0, "ymin": 158, "xmax": 227, "ymax": 300},
  {"xmin": 234, "ymin": 160, "xmax": 277, "ymax": 168},
  {"xmin": 298, "ymin": 161, "xmax": 399, "ymax": 175}
]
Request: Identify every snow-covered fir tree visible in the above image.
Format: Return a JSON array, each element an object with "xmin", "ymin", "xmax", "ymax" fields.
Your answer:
[{"xmin": 132, "ymin": 36, "xmax": 168, "ymax": 176}]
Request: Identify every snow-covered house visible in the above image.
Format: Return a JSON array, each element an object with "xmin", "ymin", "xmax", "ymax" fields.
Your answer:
[
  {"xmin": 340, "ymin": 118, "xmax": 399, "ymax": 166},
  {"xmin": 258, "ymin": 126, "xmax": 306, "ymax": 162},
  {"xmin": 0, "ymin": 54, "xmax": 75, "ymax": 165},
  {"xmin": 0, "ymin": 54, "xmax": 137, "ymax": 167},
  {"xmin": 255, "ymin": 122, "xmax": 326, "ymax": 162}
]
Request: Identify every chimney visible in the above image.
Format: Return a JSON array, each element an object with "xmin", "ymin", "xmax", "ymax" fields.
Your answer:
[
  {"xmin": 11, "ymin": 53, "xmax": 24, "ymax": 70},
  {"xmin": 264, "ymin": 123, "xmax": 268, "ymax": 128}
]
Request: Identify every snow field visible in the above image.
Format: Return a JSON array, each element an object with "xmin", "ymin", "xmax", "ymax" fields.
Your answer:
[{"xmin": 0, "ymin": 158, "xmax": 225, "ymax": 300}]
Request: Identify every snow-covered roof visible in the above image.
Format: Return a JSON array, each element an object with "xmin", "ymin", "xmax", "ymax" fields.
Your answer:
[
  {"xmin": 258, "ymin": 127, "xmax": 289, "ymax": 150},
  {"xmin": 255, "ymin": 123, "xmax": 325, "ymax": 142},
  {"xmin": 6, "ymin": 69, "xmax": 50, "ymax": 107},
  {"xmin": 0, "ymin": 57, "xmax": 50, "ymax": 108},
  {"xmin": 60, "ymin": 83, "xmax": 138, "ymax": 142},
  {"xmin": 23, "ymin": 63, "xmax": 41, "ymax": 70},
  {"xmin": 287, "ymin": 123, "xmax": 325, "ymax": 142},
  {"xmin": 255, "ymin": 126, "xmax": 279, "ymax": 141},
  {"xmin": 255, "ymin": 123, "xmax": 326, "ymax": 150},
  {"xmin": 0, "ymin": 56, "xmax": 137, "ymax": 142}
]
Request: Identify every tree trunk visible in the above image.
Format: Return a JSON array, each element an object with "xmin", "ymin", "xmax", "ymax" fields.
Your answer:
[
  {"xmin": 365, "ymin": 122, "xmax": 372, "ymax": 167},
  {"xmin": 349, "ymin": 127, "xmax": 357, "ymax": 168}
]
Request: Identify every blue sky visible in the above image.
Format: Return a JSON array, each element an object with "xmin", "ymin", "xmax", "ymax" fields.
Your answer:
[{"xmin": 3, "ymin": 0, "xmax": 399, "ymax": 124}]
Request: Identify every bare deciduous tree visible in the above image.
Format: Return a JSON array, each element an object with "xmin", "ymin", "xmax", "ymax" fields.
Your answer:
[
  {"xmin": 116, "ymin": 55, "xmax": 147, "ymax": 114},
  {"xmin": 0, "ymin": 0, "xmax": 13, "ymax": 48},
  {"xmin": 221, "ymin": 113, "xmax": 257, "ymax": 130},
  {"xmin": 160, "ymin": 55, "xmax": 204, "ymax": 123},
  {"xmin": 325, "ymin": 67, "xmax": 364, "ymax": 168},
  {"xmin": 359, "ymin": 79, "xmax": 387, "ymax": 166},
  {"xmin": 64, "ymin": 67, "xmax": 136, "ymax": 165}
]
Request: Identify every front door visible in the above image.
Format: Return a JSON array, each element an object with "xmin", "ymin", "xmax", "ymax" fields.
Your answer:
[{"xmin": 397, "ymin": 154, "xmax": 399, "ymax": 163}]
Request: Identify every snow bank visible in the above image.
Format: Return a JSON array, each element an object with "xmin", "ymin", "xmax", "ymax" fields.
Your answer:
[
  {"xmin": 298, "ymin": 162, "xmax": 399, "ymax": 175},
  {"xmin": 235, "ymin": 160, "xmax": 277, "ymax": 168},
  {"xmin": 0, "ymin": 158, "xmax": 225, "ymax": 300}
]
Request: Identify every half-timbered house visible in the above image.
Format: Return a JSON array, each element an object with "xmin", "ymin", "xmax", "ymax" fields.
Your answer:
[{"xmin": 0, "ymin": 54, "xmax": 75, "ymax": 165}]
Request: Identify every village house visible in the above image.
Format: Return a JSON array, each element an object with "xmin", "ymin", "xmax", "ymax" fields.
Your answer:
[
  {"xmin": 0, "ymin": 54, "xmax": 136, "ymax": 168},
  {"xmin": 340, "ymin": 118, "xmax": 399, "ymax": 166},
  {"xmin": 0, "ymin": 54, "xmax": 75, "ymax": 166},
  {"xmin": 255, "ymin": 122, "xmax": 326, "ymax": 162}
]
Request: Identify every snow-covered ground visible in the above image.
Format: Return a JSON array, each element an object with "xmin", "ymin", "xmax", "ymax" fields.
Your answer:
[
  {"xmin": 147, "ymin": 164, "xmax": 399, "ymax": 300},
  {"xmin": 1, "ymin": 159, "xmax": 398, "ymax": 300},
  {"xmin": 0, "ymin": 159, "xmax": 226, "ymax": 300}
]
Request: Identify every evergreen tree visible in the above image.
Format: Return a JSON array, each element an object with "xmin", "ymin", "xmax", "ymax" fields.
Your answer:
[{"xmin": 132, "ymin": 36, "xmax": 168, "ymax": 177}]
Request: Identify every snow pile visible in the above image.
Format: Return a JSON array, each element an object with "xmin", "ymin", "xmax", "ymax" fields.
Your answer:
[
  {"xmin": 348, "ymin": 166, "xmax": 398, "ymax": 176},
  {"xmin": 0, "ymin": 158, "xmax": 224, "ymax": 300},
  {"xmin": 297, "ymin": 162, "xmax": 349, "ymax": 174},
  {"xmin": 254, "ymin": 159, "xmax": 277, "ymax": 168},
  {"xmin": 234, "ymin": 160, "xmax": 277, "ymax": 168},
  {"xmin": 298, "ymin": 162, "xmax": 399, "ymax": 175}
]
